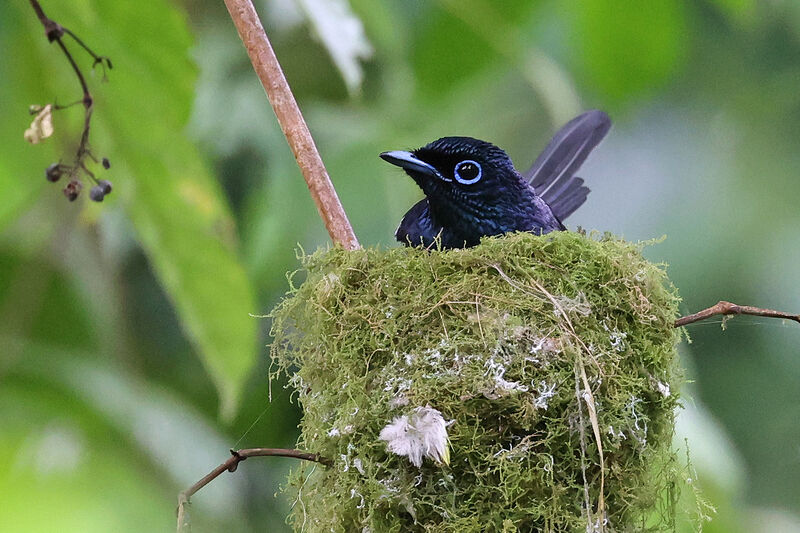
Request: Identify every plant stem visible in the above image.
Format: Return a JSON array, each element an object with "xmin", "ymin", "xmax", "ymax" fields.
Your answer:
[
  {"xmin": 674, "ymin": 300, "xmax": 800, "ymax": 327},
  {"xmin": 176, "ymin": 448, "xmax": 329, "ymax": 532},
  {"xmin": 223, "ymin": 0, "xmax": 360, "ymax": 250}
]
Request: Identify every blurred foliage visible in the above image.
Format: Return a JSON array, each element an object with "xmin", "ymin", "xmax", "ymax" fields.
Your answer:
[
  {"xmin": 1, "ymin": 0, "xmax": 258, "ymax": 420},
  {"xmin": 1, "ymin": 0, "xmax": 799, "ymax": 531}
]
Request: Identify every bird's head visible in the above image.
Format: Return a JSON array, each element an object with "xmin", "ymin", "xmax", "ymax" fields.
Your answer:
[{"xmin": 380, "ymin": 137, "xmax": 529, "ymax": 220}]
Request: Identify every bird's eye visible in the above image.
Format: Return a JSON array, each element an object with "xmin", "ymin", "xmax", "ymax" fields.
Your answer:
[{"xmin": 454, "ymin": 160, "xmax": 482, "ymax": 185}]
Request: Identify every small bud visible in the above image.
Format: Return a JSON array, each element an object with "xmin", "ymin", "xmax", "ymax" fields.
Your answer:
[
  {"xmin": 63, "ymin": 180, "xmax": 82, "ymax": 202},
  {"xmin": 97, "ymin": 179, "xmax": 113, "ymax": 195},
  {"xmin": 89, "ymin": 185, "xmax": 105, "ymax": 202},
  {"xmin": 102, "ymin": 158, "xmax": 111, "ymax": 169},
  {"xmin": 46, "ymin": 163, "xmax": 63, "ymax": 182}
]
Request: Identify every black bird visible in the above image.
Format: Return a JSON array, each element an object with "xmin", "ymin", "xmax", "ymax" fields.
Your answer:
[{"xmin": 380, "ymin": 110, "xmax": 611, "ymax": 249}]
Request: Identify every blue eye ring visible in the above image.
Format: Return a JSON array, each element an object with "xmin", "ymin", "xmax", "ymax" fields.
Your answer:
[{"xmin": 454, "ymin": 160, "xmax": 482, "ymax": 184}]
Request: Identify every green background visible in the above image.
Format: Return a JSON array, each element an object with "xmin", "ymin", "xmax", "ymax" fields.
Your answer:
[{"xmin": 1, "ymin": 0, "xmax": 799, "ymax": 531}]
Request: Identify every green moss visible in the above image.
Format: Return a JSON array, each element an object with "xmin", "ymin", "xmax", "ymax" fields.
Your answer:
[{"xmin": 270, "ymin": 231, "xmax": 684, "ymax": 532}]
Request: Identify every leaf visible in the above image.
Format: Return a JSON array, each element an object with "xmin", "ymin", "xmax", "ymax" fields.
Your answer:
[
  {"xmin": 296, "ymin": 0, "xmax": 374, "ymax": 95},
  {"xmin": 709, "ymin": 0, "xmax": 756, "ymax": 23},
  {"xmin": 567, "ymin": 0, "xmax": 689, "ymax": 104},
  {"xmin": 24, "ymin": 104, "xmax": 54, "ymax": 144},
  {"xmin": 96, "ymin": 1, "xmax": 257, "ymax": 418},
  {"xmin": 410, "ymin": 0, "xmax": 541, "ymax": 100},
  {"xmin": 4, "ymin": 1, "xmax": 258, "ymax": 418},
  {"xmin": 0, "ymin": 6, "xmax": 56, "ymax": 229},
  {"xmin": 0, "ymin": 340, "xmax": 252, "ymax": 531}
]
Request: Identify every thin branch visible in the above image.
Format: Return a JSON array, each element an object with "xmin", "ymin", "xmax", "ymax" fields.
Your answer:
[
  {"xmin": 29, "ymin": 0, "xmax": 59, "ymax": 40},
  {"xmin": 53, "ymin": 35, "xmax": 92, "ymax": 106},
  {"xmin": 61, "ymin": 27, "xmax": 113, "ymax": 76},
  {"xmin": 29, "ymin": 0, "xmax": 112, "ymax": 200},
  {"xmin": 177, "ymin": 448, "xmax": 329, "ymax": 532},
  {"xmin": 222, "ymin": 0, "xmax": 360, "ymax": 250},
  {"xmin": 674, "ymin": 300, "xmax": 800, "ymax": 328},
  {"xmin": 29, "ymin": 1, "xmax": 92, "ymax": 107}
]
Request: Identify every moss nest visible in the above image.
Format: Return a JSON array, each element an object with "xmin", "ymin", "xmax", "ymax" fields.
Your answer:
[{"xmin": 270, "ymin": 231, "xmax": 683, "ymax": 532}]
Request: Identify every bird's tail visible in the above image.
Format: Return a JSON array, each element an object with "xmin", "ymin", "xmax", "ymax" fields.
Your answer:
[{"xmin": 522, "ymin": 110, "xmax": 611, "ymax": 221}]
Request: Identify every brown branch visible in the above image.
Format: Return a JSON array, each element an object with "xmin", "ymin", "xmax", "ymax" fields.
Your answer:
[
  {"xmin": 176, "ymin": 447, "xmax": 329, "ymax": 531},
  {"xmin": 674, "ymin": 301, "xmax": 800, "ymax": 328},
  {"xmin": 222, "ymin": 0, "xmax": 360, "ymax": 250}
]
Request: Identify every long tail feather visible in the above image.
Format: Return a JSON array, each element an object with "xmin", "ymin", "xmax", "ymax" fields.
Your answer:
[{"xmin": 523, "ymin": 110, "xmax": 611, "ymax": 221}]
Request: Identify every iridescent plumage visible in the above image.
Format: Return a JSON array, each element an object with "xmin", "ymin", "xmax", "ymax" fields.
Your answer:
[{"xmin": 381, "ymin": 110, "xmax": 611, "ymax": 249}]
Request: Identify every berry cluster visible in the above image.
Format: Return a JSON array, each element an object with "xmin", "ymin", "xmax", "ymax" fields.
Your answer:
[{"xmin": 45, "ymin": 158, "xmax": 113, "ymax": 202}]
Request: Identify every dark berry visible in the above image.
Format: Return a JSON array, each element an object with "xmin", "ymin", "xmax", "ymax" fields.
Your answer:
[
  {"xmin": 63, "ymin": 180, "xmax": 82, "ymax": 201},
  {"xmin": 98, "ymin": 179, "xmax": 113, "ymax": 195},
  {"xmin": 89, "ymin": 186, "xmax": 105, "ymax": 202},
  {"xmin": 46, "ymin": 163, "xmax": 63, "ymax": 182},
  {"xmin": 102, "ymin": 158, "xmax": 111, "ymax": 169}
]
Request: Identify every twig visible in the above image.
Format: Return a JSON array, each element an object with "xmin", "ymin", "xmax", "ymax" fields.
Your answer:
[
  {"xmin": 29, "ymin": 0, "xmax": 113, "ymax": 199},
  {"xmin": 176, "ymin": 448, "xmax": 330, "ymax": 532},
  {"xmin": 30, "ymin": 0, "xmax": 92, "ymax": 138},
  {"xmin": 674, "ymin": 301, "xmax": 800, "ymax": 328},
  {"xmin": 223, "ymin": 0, "xmax": 360, "ymax": 250},
  {"xmin": 61, "ymin": 27, "xmax": 113, "ymax": 76}
]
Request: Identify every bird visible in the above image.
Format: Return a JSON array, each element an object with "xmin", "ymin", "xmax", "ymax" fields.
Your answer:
[{"xmin": 380, "ymin": 110, "xmax": 611, "ymax": 249}]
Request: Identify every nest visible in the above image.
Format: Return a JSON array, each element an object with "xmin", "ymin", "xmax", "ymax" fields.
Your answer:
[{"xmin": 270, "ymin": 231, "xmax": 684, "ymax": 532}]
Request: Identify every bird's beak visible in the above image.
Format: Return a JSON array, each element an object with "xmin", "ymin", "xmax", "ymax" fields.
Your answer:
[{"xmin": 380, "ymin": 151, "xmax": 451, "ymax": 182}]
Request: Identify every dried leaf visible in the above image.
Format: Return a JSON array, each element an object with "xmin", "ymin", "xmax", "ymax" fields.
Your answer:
[{"xmin": 24, "ymin": 104, "xmax": 54, "ymax": 144}]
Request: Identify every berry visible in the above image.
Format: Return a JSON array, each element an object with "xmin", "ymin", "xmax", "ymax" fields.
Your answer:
[
  {"xmin": 102, "ymin": 158, "xmax": 111, "ymax": 169},
  {"xmin": 97, "ymin": 179, "xmax": 113, "ymax": 195},
  {"xmin": 46, "ymin": 163, "xmax": 63, "ymax": 182},
  {"xmin": 89, "ymin": 185, "xmax": 105, "ymax": 202},
  {"xmin": 63, "ymin": 180, "xmax": 82, "ymax": 201}
]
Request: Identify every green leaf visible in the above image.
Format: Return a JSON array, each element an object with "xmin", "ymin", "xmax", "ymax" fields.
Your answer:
[
  {"xmin": 567, "ymin": 0, "xmax": 689, "ymax": 104},
  {"xmin": 99, "ymin": 2, "xmax": 257, "ymax": 418},
  {"xmin": 709, "ymin": 0, "xmax": 756, "ymax": 23},
  {"xmin": 296, "ymin": 0, "xmax": 374, "ymax": 95},
  {"xmin": 4, "ymin": 2, "xmax": 258, "ymax": 417},
  {"xmin": 410, "ymin": 1, "xmax": 541, "ymax": 100},
  {"xmin": 0, "ymin": 340, "xmax": 252, "ymax": 532},
  {"xmin": 0, "ymin": 6, "xmax": 59, "ymax": 229}
]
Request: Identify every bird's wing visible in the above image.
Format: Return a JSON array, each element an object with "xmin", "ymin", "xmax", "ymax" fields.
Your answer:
[
  {"xmin": 523, "ymin": 110, "xmax": 611, "ymax": 221},
  {"xmin": 395, "ymin": 198, "xmax": 433, "ymax": 245}
]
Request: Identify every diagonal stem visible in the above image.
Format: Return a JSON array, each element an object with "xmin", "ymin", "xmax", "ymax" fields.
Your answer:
[
  {"xmin": 222, "ymin": 0, "xmax": 360, "ymax": 250},
  {"xmin": 176, "ymin": 448, "xmax": 330, "ymax": 532},
  {"xmin": 28, "ymin": 0, "xmax": 105, "ymax": 186},
  {"xmin": 674, "ymin": 301, "xmax": 800, "ymax": 328}
]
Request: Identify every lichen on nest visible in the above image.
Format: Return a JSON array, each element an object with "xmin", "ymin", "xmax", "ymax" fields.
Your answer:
[{"xmin": 270, "ymin": 231, "xmax": 684, "ymax": 532}]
